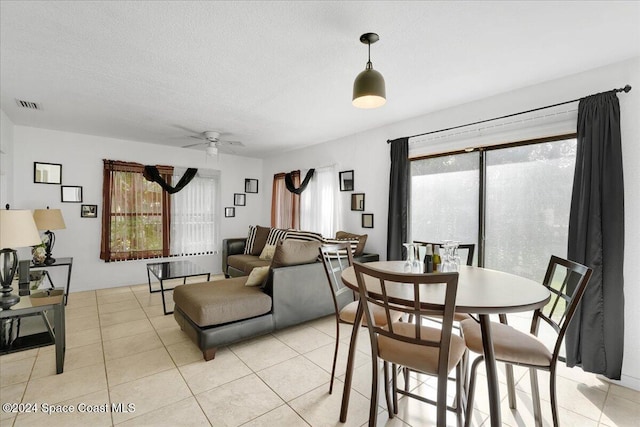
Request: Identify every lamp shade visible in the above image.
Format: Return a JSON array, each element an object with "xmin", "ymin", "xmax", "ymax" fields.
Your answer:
[
  {"xmin": 0, "ymin": 210, "xmax": 42, "ymax": 248},
  {"xmin": 352, "ymin": 64, "xmax": 386, "ymax": 109},
  {"xmin": 33, "ymin": 208, "xmax": 66, "ymax": 231}
]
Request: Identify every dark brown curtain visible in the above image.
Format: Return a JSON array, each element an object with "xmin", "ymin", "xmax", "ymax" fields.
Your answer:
[
  {"xmin": 566, "ymin": 91, "xmax": 625, "ymax": 379},
  {"xmin": 271, "ymin": 171, "xmax": 300, "ymax": 229},
  {"xmin": 387, "ymin": 138, "xmax": 409, "ymax": 260},
  {"xmin": 100, "ymin": 160, "xmax": 172, "ymax": 262}
]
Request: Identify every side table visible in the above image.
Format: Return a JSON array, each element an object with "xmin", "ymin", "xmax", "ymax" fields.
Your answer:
[
  {"xmin": 30, "ymin": 257, "xmax": 73, "ymax": 305},
  {"xmin": 0, "ymin": 289, "xmax": 66, "ymax": 374},
  {"xmin": 147, "ymin": 260, "xmax": 211, "ymax": 315}
]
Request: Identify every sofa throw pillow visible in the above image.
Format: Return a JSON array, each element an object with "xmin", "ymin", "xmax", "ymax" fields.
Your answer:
[
  {"xmin": 244, "ymin": 225, "xmax": 257, "ymax": 255},
  {"xmin": 245, "ymin": 265, "xmax": 270, "ymax": 286},
  {"xmin": 259, "ymin": 244, "xmax": 276, "ymax": 261},
  {"xmin": 323, "ymin": 238, "xmax": 359, "ymax": 256},
  {"xmin": 335, "ymin": 231, "xmax": 368, "ymax": 256},
  {"xmin": 283, "ymin": 229, "xmax": 324, "ymax": 243},
  {"xmin": 266, "ymin": 228, "xmax": 288, "ymax": 246},
  {"xmin": 271, "ymin": 239, "xmax": 322, "ymax": 268},
  {"xmin": 251, "ymin": 225, "xmax": 272, "ymax": 256}
]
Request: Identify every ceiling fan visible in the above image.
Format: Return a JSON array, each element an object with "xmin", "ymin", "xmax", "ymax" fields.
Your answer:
[{"xmin": 182, "ymin": 131, "xmax": 244, "ymax": 156}]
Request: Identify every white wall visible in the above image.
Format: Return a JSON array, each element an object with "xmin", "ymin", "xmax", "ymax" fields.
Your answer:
[
  {"xmin": 0, "ymin": 110, "xmax": 15, "ymax": 207},
  {"xmin": 262, "ymin": 57, "xmax": 640, "ymax": 390},
  {"xmin": 10, "ymin": 126, "xmax": 264, "ymax": 290}
]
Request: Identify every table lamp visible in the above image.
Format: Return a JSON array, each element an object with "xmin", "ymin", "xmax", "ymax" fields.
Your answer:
[
  {"xmin": 0, "ymin": 207, "xmax": 42, "ymax": 309},
  {"xmin": 33, "ymin": 207, "xmax": 66, "ymax": 265}
]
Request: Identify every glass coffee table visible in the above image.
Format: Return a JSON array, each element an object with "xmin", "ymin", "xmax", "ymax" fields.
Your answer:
[{"xmin": 146, "ymin": 260, "xmax": 211, "ymax": 315}]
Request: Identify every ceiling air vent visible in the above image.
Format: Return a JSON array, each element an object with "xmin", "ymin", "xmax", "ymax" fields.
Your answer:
[{"xmin": 15, "ymin": 99, "xmax": 41, "ymax": 110}]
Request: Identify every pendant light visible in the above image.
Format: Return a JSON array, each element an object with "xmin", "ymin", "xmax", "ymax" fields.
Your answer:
[{"xmin": 352, "ymin": 33, "xmax": 386, "ymax": 109}]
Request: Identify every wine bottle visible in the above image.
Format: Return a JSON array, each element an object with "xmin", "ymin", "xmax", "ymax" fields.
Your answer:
[
  {"xmin": 423, "ymin": 244, "xmax": 433, "ymax": 273},
  {"xmin": 433, "ymin": 245, "xmax": 442, "ymax": 272}
]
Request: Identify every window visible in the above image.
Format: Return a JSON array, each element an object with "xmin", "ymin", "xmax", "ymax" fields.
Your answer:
[
  {"xmin": 271, "ymin": 171, "xmax": 300, "ymax": 229},
  {"xmin": 410, "ymin": 135, "xmax": 576, "ymax": 281},
  {"xmin": 170, "ymin": 170, "xmax": 219, "ymax": 256},
  {"xmin": 100, "ymin": 160, "xmax": 218, "ymax": 262},
  {"xmin": 300, "ymin": 166, "xmax": 341, "ymax": 237}
]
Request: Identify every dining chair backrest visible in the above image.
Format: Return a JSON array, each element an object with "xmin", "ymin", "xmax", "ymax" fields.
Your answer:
[
  {"xmin": 414, "ymin": 241, "xmax": 476, "ymax": 266},
  {"xmin": 353, "ymin": 261, "xmax": 460, "ymax": 378},
  {"xmin": 319, "ymin": 243, "xmax": 356, "ymax": 315},
  {"xmin": 534, "ymin": 255, "xmax": 593, "ymax": 363}
]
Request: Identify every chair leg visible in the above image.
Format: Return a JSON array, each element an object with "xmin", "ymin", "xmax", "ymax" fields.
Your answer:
[
  {"xmin": 368, "ymin": 358, "xmax": 379, "ymax": 427},
  {"xmin": 529, "ymin": 368, "xmax": 542, "ymax": 427},
  {"xmin": 436, "ymin": 367, "xmax": 447, "ymax": 427},
  {"xmin": 464, "ymin": 356, "xmax": 484, "ymax": 427},
  {"xmin": 383, "ymin": 361, "xmax": 394, "ymax": 418},
  {"xmin": 403, "ymin": 365, "xmax": 410, "ymax": 392},
  {"xmin": 393, "ymin": 363, "xmax": 399, "ymax": 414},
  {"xmin": 329, "ymin": 319, "xmax": 340, "ymax": 394},
  {"xmin": 505, "ymin": 363, "xmax": 517, "ymax": 409},
  {"xmin": 456, "ymin": 362, "xmax": 464, "ymax": 427},
  {"xmin": 550, "ymin": 366, "xmax": 559, "ymax": 427}
]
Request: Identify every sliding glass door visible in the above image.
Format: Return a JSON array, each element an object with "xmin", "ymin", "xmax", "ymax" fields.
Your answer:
[
  {"xmin": 410, "ymin": 135, "xmax": 576, "ymax": 280},
  {"xmin": 410, "ymin": 152, "xmax": 479, "ymax": 264},
  {"xmin": 484, "ymin": 139, "xmax": 576, "ymax": 280}
]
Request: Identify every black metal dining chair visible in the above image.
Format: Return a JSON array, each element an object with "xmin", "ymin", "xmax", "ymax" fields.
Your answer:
[
  {"xmin": 318, "ymin": 243, "xmax": 402, "ymax": 394},
  {"xmin": 353, "ymin": 261, "xmax": 467, "ymax": 427},
  {"xmin": 460, "ymin": 255, "xmax": 592, "ymax": 427}
]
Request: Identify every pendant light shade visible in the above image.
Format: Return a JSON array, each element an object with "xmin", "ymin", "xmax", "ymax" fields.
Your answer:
[{"xmin": 353, "ymin": 33, "xmax": 386, "ymax": 109}]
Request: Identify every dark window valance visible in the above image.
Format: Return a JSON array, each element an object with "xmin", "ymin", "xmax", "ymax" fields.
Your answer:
[
  {"xmin": 285, "ymin": 169, "xmax": 315, "ymax": 194},
  {"xmin": 143, "ymin": 166, "xmax": 198, "ymax": 194}
]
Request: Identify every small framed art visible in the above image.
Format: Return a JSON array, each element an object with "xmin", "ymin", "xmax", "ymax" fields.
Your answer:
[
  {"xmin": 225, "ymin": 207, "xmax": 236, "ymax": 218},
  {"xmin": 234, "ymin": 193, "xmax": 246, "ymax": 206},
  {"xmin": 362, "ymin": 213, "xmax": 374, "ymax": 229},
  {"xmin": 245, "ymin": 179, "xmax": 259, "ymax": 193},
  {"xmin": 61, "ymin": 185, "xmax": 83, "ymax": 203},
  {"xmin": 34, "ymin": 162, "xmax": 62, "ymax": 184},
  {"xmin": 81, "ymin": 204, "xmax": 98, "ymax": 218},
  {"xmin": 339, "ymin": 170, "xmax": 354, "ymax": 191},
  {"xmin": 351, "ymin": 193, "xmax": 365, "ymax": 211}
]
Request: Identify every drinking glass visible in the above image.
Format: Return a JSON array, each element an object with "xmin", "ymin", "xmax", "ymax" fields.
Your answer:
[{"xmin": 402, "ymin": 243, "xmax": 415, "ymax": 272}]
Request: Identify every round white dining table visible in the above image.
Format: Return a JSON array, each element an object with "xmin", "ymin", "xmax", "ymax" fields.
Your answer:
[{"xmin": 339, "ymin": 261, "xmax": 551, "ymax": 427}]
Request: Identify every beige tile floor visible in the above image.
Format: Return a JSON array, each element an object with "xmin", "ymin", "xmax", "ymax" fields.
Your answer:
[{"xmin": 1, "ymin": 280, "xmax": 639, "ymax": 426}]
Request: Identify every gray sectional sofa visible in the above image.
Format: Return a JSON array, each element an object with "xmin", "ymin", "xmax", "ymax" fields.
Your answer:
[{"xmin": 173, "ymin": 234, "xmax": 378, "ymax": 361}]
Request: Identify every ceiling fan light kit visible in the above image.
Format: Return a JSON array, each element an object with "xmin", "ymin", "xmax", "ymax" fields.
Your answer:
[{"xmin": 352, "ymin": 32, "xmax": 386, "ymax": 109}]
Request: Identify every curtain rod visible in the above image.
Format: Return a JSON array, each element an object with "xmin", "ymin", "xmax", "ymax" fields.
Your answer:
[{"xmin": 387, "ymin": 84, "xmax": 632, "ymax": 143}]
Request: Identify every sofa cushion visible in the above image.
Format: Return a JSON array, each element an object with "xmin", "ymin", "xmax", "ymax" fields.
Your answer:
[
  {"xmin": 283, "ymin": 229, "xmax": 324, "ymax": 243},
  {"xmin": 251, "ymin": 225, "xmax": 271, "ymax": 256},
  {"xmin": 271, "ymin": 239, "xmax": 322, "ymax": 268},
  {"xmin": 244, "ymin": 225, "xmax": 257, "ymax": 254},
  {"xmin": 266, "ymin": 228, "xmax": 288, "ymax": 246},
  {"xmin": 246, "ymin": 266, "xmax": 270, "ymax": 286},
  {"xmin": 259, "ymin": 244, "xmax": 276, "ymax": 261},
  {"xmin": 227, "ymin": 254, "xmax": 270, "ymax": 275},
  {"xmin": 173, "ymin": 277, "xmax": 272, "ymax": 327},
  {"xmin": 336, "ymin": 231, "xmax": 368, "ymax": 256},
  {"xmin": 323, "ymin": 237, "xmax": 360, "ymax": 256}
]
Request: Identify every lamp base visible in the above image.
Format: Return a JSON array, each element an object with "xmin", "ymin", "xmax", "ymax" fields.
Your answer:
[
  {"xmin": 0, "ymin": 293, "xmax": 20, "ymax": 310},
  {"xmin": 44, "ymin": 257, "xmax": 56, "ymax": 265}
]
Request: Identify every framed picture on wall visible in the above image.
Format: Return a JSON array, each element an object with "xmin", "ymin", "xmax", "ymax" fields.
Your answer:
[
  {"xmin": 245, "ymin": 179, "xmax": 259, "ymax": 193},
  {"xmin": 351, "ymin": 193, "xmax": 365, "ymax": 211},
  {"xmin": 224, "ymin": 207, "xmax": 235, "ymax": 218},
  {"xmin": 362, "ymin": 213, "xmax": 374, "ymax": 229},
  {"xmin": 81, "ymin": 204, "xmax": 98, "ymax": 218},
  {"xmin": 339, "ymin": 170, "xmax": 354, "ymax": 191},
  {"xmin": 61, "ymin": 185, "xmax": 83, "ymax": 203},
  {"xmin": 34, "ymin": 162, "xmax": 62, "ymax": 184},
  {"xmin": 234, "ymin": 193, "xmax": 246, "ymax": 206}
]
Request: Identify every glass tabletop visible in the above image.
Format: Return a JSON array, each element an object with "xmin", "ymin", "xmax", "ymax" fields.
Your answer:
[
  {"xmin": 0, "ymin": 288, "xmax": 64, "ymax": 314},
  {"xmin": 146, "ymin": 260, "xmax": 210, "ymax": 280}
]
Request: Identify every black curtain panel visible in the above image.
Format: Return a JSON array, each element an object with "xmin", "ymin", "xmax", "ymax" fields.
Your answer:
[
  {"xmin": 386, "ymin": 138, "xmax": 409, "ymax": 261},
  {"xmin": 285, "ymin": 169, "xmax": 315, "ymax": 194},
  {"xmin": 566, "ymin": 91, "xmax": 625, "ymax": 380}
]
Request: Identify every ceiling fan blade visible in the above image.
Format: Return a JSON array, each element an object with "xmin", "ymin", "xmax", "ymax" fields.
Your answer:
[
  {"xmin": 182, "ymin": 142, "xmax": 205, "ymax": 148},
  {"xmin": 189, "ymin": 135, "xmax": 206, "ymax": 140}
]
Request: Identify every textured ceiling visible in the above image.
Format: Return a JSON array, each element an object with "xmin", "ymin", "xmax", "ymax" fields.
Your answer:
[{"xmin": 1, "ymin": 1, "xmax": 639, "ymax": 158}]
